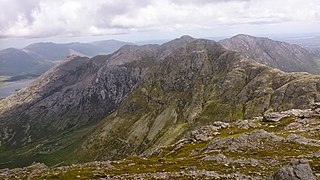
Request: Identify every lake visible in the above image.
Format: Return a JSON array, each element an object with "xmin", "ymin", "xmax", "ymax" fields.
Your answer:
[{"xmin": 0, "ymin": 79, "xmax": 34, "ymax": 99}]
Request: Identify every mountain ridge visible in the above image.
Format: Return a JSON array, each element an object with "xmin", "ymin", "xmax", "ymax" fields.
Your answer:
[{"xmin": 1, "ymin": 35, "xmax": 320, "ymax": 170}]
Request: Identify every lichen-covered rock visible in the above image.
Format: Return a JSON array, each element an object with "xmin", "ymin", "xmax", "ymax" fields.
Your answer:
[
  {"xmin": 206, "ymin": 129, "xmax": 284, "ymax": 152},
  {"xmin": 286, "ymin": 134, "xmax": 320, "ymax": 147},
  {"xmin": 270, "ymin": 159, "xmax": 317, "ymax": 180},
  {"xmin": 263, "ymin": 112, "xmax": 289, "ymax": 122},
  {"xmin": 235, "ymin": 119, "xmax": 261, "ymax": 129}
]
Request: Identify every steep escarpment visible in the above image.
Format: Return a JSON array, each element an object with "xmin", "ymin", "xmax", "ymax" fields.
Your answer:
[{"xmin": 219, "ymin": 34, "xmax": 320, "ymax": 74}]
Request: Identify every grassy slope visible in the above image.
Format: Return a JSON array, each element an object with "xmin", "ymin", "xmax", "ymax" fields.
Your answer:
[{"xmin": 0, "ymin": 120, "xmax": 103, "ymax": 169}]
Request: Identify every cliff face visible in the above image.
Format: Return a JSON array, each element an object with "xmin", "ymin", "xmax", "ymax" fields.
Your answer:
[
  {"xmin": 219, "ymin": 34, "xmax": 320, "ymax": 74},
  {"xmin": 0, "ymin": 36, "xmax": 320, "ymax": 168}
]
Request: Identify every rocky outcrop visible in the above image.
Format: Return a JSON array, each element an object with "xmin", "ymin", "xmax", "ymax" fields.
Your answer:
[
  {"xmin": 270, "ymin": 159, "xmax": 317, "ymax": 180},
  {"xmin": 219, "ymin": 34, "xmax": 320, "ymax": 74}
]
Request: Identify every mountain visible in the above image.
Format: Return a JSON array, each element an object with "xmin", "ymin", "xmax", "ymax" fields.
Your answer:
[
  {"xmin": 275, "ymin": 35, "xmax": 320, "ymax": 57},
  {"xmin": 0, "ymin": 40, "xmax": 132, "ymax": 77},
  {"xmin": 0, "ymin": 35, "xmax": 320, "ymax": 176},
  {"xmin": 23, "ymin": 40, "xmax": 132, "ymax": 61},
  {"xmin": 0, "ymin": 48, "xmax": 54, "ymax": 76},
  {"xmin": 219, "ymin": 34, "xmax": 320, "ymax": 74},
  {"xmin": 64, "ymin": 42, "xmax": 104, "ymax": 57},
  {"xmin": 23, "ymin": 42, "xmax": 72, "ymax": 61}
]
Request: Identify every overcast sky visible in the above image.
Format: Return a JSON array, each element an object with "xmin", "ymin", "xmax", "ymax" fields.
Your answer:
[{"xmin": 0, "ymin": 0, "xmax": 319, "ymax": 48}]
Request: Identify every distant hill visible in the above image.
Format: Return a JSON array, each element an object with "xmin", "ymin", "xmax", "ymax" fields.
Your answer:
[
  {"xmin": 23, "ymin": 40, "xmax": 132, "ymax": 61},
  {"xmin": 90, "ymin": 40, "xmax": 134, "ymax": 54},
  {"xmin": 0, "ymin": 48, "xmax": 53, "ymax": 76},
  {"xmin": 0, "ymin": 40, "xmax": 132, "ymax": 76},
  {"xmin": 275, "ymin": 35, "xmax": 320, "ymax": 57},
  {"xmin": 23, "ymin": 42, "xmax": 70, "ymax": 61},
  {"xmin": 65, "ymin": 42, "xmax": 104, "ymax": 57},
  {"xmin": 219, "ymin": 34, "xmax": 320, "ymax": 74}
]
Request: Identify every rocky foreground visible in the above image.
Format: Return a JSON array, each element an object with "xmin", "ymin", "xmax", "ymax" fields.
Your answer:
[{"xmin": 1, "ymin": 105, "xmax": 320, "ymax": 179}]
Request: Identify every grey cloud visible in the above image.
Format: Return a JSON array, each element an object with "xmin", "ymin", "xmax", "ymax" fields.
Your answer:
[
  {"xmin": 95, "ymin": 0, "xmax": 151, "ymax": 28},
  {"xmin": 0, "ymin": 0, "xmax": 40, "ymax": 28},
  {"xmin": 171, "ymin": 0, "xmax": 250, "ymax": 5},
  {"xmin": 0, "ymin": 0, "xmax": 319, "ymax": 39}
]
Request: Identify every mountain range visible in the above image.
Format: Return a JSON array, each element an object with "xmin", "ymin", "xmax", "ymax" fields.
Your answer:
[
  {"xmin": 0, "ymin": 40, "xmax": 132, "ymax": 76},
  {"xmin": 0, "ymin": 34, "xmax": 319, "ymax": 178}
]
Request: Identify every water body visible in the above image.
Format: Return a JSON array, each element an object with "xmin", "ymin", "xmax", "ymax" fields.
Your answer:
[{"xmin": 0, "ymin": 79, "xmax": 34, "ymax": 99}]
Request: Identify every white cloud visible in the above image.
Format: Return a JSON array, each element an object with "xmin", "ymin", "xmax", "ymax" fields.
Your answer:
[{"xmin": 0, "ymin": 0, "xmax": 319, "ymax": 38}]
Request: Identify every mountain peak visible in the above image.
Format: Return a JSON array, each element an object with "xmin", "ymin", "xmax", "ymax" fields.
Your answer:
[
  {"xmin": 179, "ymin": 35, "xmax": 194, "ymax": 40},
  {"xmin": 161, "ymin": 35, "xmax": 195, "ymax": 47},
  {"xmin": 231, "ymin": 34, "xmax": 267, "ymax": 41},
  {"xmin": 233, "ymin": 33, "xmax": 254, "ymax": 38}
]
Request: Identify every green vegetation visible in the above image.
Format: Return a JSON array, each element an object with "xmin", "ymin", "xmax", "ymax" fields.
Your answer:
[{"xmin": 0, "ymin": 121, "xmax": 101, "ymax": 169}]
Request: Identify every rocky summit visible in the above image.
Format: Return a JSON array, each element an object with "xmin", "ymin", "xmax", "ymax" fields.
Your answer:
[{"xmin": 0, "ymin": 35, "xmax": 320, "ymax": 179}]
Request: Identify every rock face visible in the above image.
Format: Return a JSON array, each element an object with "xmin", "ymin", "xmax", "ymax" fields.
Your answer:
[
  {"xmin": 270, "ymin": 159, "xmax": 317, "ymax": 180},
  {"xmin": 1, "ymin": 35, "xmax": 320, "ymax": 168},
  {"xmin": 219, "ymin": 34, "xmax": 320, "ymax": 74}
]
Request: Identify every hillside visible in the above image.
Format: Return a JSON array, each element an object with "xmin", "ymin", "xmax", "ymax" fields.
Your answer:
[
  {"xmin": 1, "ymin": 106, "xmax": 319, "ymax": 179},
  {"xmin": 219, "ymin": 34, "xmax": 320, "ymax": 74}
]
